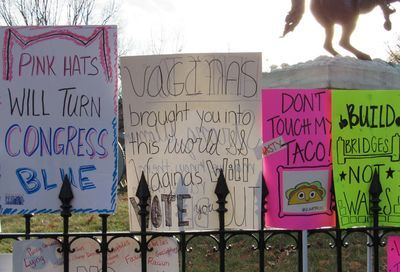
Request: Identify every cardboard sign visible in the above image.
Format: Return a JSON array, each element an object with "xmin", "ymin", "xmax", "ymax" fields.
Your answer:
[
  {"xmin": 388, "ymin": 236, "xmax": 400, "ymax": 272},
  {"xmin": 121, "ymin": 53, "xmax": 262, "ymax": 231},
  {"xmin": 332, "ymin": 90, "xmax": 400, "ymax": 228},
  {"xmin": 13, "ymin": 237, "xmax": 179, "ymax": 272},
  {"xmin": 262, "ymin": 89, "xmax": 335, "ymax": 230},
  {"xmin": 0, "ymin": 26, "xmax": 118, "ymax": 214}
]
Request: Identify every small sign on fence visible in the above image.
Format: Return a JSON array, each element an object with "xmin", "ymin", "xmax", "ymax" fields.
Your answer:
[
  {"xmin": 13, "ymin": 237, "xmax": 179, "ymax": 272},
  {"xmin": 0, "ymin": 26, "xmax": 119, "ymax": 214},
  {"xmin": 332, "ymin": 90, "xmax": 400, "ymax": 228},
  {"xmin": 261, "ymin": 89, "xmax": 335, "ymax": 229},
  {"xmin": 0, "ymin": 254, "xmax": 12, "ymax": 272},
  {"xmin": 387, "ymin": 236, "xmax": 400, "ymax": 272},
  {"xmin": 121, "ymin": 53, "xmax": 262, "ymax": 231},
  {"xmin": 13, "ymin": 239, "xmax": 62, "ymax": 272}
]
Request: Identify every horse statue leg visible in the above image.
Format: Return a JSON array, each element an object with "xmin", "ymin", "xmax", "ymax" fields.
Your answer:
[
  {"xmin": 339, "ymin": 21, "xmax": 372, "ymax": 60},
  {"xmin": 323, "ymin": 24, "xmax": 340, "ymax": 56},
  {"xmin": 310, "ymin": 2, "xmax": 339, "ymax": 57}
]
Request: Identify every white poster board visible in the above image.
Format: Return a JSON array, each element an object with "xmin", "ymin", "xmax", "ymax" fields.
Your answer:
[
  {"xmin": 0, "ymin": 254, "xmax": 13, "ymax": 272},
  {"xmin": 0, "ymin": 26, "xmax": 118, "ymax": 214},
  {"xmin": 12, "ymin": 237, "xmax": 179, "ymax": 272},
  {"xmin": 13, "ymin": 239, "xmax": 63, "ymax": 272},
  {"xmin": 121, "ymin": 53, "xmax": 262, "ymax": 231},
  {"xmin": 69, "ymin": 237, "xmax": 179, "ymax": 272}
]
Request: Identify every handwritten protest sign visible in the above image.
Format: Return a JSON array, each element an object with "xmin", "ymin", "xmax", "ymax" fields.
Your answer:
[
  {"xmin": 13, "ymin": 237, "xmax": 179, "ymax": 271},
  {"xmin": 388, "ymin": 236, "xmax": 400, "ymax": 272},
  {"xmin": 13, "ymin": 239, "xmax": 63, "ymax": 272},
  {"xmin": 69, "ymin": 237, "xmax": 179, "ymax": 272},
  {"xmin": 0, "ymin": 26, "xmax": 118, "ymax": 214},
  {"xmin": 121, "ymin": 53, "xmax": 262, "ymax": 231},
  {"xmin": 262, "ymin": 89, "xmax": 335, "ymax": 230},
  {"xmin": 332, "ymin": 90, "xmax": 400, "ymax": 228}
]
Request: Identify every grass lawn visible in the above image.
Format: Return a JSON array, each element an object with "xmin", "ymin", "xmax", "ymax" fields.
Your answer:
[{"xmin": 0, "ymin": 192, "xmax": 392, "ymax": 271}]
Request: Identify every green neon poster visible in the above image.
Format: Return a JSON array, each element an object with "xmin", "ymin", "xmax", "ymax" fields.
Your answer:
[{"xmin": 332, "ymin": 90, "xmax": 400, "ymax": 228}]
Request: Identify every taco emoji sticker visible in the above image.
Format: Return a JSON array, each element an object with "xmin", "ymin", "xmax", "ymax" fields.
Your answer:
[{"xmin": 285, "ymin": 181, "xmax": 326, "ymax": 205}]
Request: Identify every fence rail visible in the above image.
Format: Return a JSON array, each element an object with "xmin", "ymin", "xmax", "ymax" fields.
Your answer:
[{"xmin": 0, "ymin": 170, "xmax": 395, "ymax": 272}]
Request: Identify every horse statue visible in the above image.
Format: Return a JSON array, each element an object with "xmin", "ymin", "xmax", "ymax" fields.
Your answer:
[{"xmin": 282, "ymin": 0, "xmax": 398, "ymax": 60}]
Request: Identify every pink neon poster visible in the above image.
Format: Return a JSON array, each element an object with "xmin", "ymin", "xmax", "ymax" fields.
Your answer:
[
  {"xmin": 388, "ymin": 236, "xmax": 400, "ymax": 272},
  {"xmin": 262, "ymin": 89, "xmax": 335, "ymax": 230}
]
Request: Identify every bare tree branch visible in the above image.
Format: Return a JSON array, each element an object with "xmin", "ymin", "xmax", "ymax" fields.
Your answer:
[
  {"xmin": 388, "ymin": 43, "xmax": 400, "ymax": 63},
  {"xmin": 100, "ymin": 0, "xmax": 118, "ymax": 25},
  {"xmin": 0, "ymin": 0, "xmax": 16, "ymax": 26},
  {"xmin": 0, "ymin": 0, "xmax": 118, "ymax": 26}
]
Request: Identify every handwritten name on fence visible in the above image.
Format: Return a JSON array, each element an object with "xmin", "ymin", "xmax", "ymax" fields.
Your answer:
[{"xmin": 12, "ymin": 237, "xmax": 178, "ymax": 272}]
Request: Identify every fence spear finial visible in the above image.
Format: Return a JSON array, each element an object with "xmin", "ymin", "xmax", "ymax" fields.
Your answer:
[
  {"xmin": 215, "ymin": 169, "xmax": 229, "ymax": 201},
  {"xmin": 59, "ymin": 175, "xmax": 73, "ymax": 209},
  {"xmin": 136, "ymin": 171, "xmax": 150, "ymax": 201},
  {"xmin": 369, "ymin": 169, "xmax": 382, "ymax": 201}
]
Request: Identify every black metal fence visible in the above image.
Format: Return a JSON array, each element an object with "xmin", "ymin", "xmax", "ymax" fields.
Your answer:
[{"xmin": 0, "ymin": 170, "xmax": 396, "ymax": 272}]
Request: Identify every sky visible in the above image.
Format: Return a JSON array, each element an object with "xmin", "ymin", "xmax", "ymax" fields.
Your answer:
[{"xmin": 117, "ymin": 0, "xmax": 400, "ymax": 70}]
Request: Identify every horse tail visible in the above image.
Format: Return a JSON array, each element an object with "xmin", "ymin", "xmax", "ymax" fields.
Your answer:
[{"xmin": 282, "ymin": 0, "xmax": 306, "ymax": 37}]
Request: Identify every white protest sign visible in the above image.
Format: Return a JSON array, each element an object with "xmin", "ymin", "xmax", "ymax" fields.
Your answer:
[
  {"xmin": 13, "ymin": 237, "xmax": 179, "ymax": 272},
  {"xmin": 70, "ymin": 237, "xmax": 179, "ymax": 272},
  {"xmin": 121, "ymin": 53, "xmax": 262, "ymax": 231},
  {"xmin": 0, "ymin": 26, "xmax": 118, "ymax": 214},
  {"xmin": 13, "ymin": 239, "xmax": 63, "ymax": 272},
  {"xmin": 0, "ymin": 254, "xmax": 13, "ymax": 272}
]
